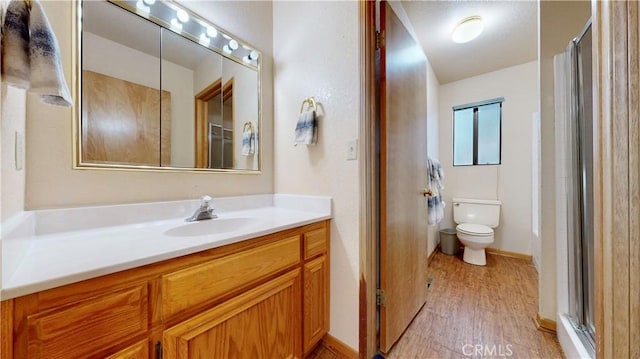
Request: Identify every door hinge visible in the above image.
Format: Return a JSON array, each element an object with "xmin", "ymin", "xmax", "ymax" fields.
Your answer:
[
  {"xmin": 376, "ymin": 289, "xmax": 387, "ymax": 307},
  {"xmin": 375, "ymin": 30, "xmax": 385, "ymax": 49}
]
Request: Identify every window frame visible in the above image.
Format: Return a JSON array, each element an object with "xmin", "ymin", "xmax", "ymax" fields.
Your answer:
[{"xmin": 452, "ymin": 98, "xmax": 504, "ymax": 166}]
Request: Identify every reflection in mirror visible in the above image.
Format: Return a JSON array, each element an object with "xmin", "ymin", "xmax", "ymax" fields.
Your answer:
[
  {"xmin": 160, "ymin": 28, "xmax": 222, "ymax": 168},
  {"xmin": 78, "ymin": 0, "xmax": 261, "ymax": 172},
  {"xmin": 82, "ymin": 1, "xmax": 164, "ymax": 166},
  {"xmin": 223, "ymin": 57, "xmax": 259, "ymax": 171}
]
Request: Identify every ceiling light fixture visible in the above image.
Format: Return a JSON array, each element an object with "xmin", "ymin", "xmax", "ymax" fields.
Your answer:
[
  {"xmin": 136, "ymin": 0, "xmax": 150, "ymax": 13},
  {"xmin": 176, "ymin": 9, "xmax": 189, "ymax": 23},
  {"xmin": 206, "ymin": 26, "xmax": 217, "ymax": 38},
  {"xmin": 199, "ymin": 33, "xmax": 210, "ymax": 45},
  {"xmin": 451, "ymin": 16, "xmax": 483, "ymax": 44},
  {"xmin": 170, "ymin": 18, "xmax": 182, "ymax": 31}
]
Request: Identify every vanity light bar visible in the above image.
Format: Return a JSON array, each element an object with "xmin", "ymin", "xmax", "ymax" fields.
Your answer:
[{"xmin": 110, "ymin": 0, "xmax": 260, "ymax": 69}]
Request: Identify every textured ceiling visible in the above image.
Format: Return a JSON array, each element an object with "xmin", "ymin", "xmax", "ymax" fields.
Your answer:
[{"xmin": 401, "ymin": 0, "xmax": 538, "ymax": 84}]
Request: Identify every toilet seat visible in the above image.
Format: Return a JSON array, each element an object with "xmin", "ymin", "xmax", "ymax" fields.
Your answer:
[{"xmin": 456, "ymin": 223, "xmax": 493, "ymax": 237}]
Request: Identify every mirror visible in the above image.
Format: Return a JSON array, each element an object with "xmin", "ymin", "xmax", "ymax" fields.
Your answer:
[{"xmin": 78, "ymin": 0, "xmax": 260, "ymax": 172}]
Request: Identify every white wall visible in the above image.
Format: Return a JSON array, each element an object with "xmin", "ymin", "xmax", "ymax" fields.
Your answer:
[
  {"xmin": 162, "ymin": 59, "xmax": 195, "ymax": 167},
  {"xmin": 439, "ymin": 61, "xmax": 537, "ymax": 255},
  {"xmin": 273, "ymin": 1, "xmax": 359, "ymax": 350},
  {"xmin": 532, "ymin": 111, "xmax": 541, "ymax": 271},
  {"xmin": 23, "ymin": 1, "xmax": 274, "ymax": 209},
  {"xmin": 193, "ymin": 55, "xmax": 222, "ymax": 95},
  {"xmin": 553, "ymin": 53, "xmax": 570, "ymax": 316},
  {"xmin": 1, "ymin": 86, "xmax": 26, "ymax": 221}
]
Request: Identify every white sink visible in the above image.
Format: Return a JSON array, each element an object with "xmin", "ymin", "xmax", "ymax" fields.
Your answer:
[{"xmin": 164, "ymin": 217, "xmax": 254, "ymax": 237}]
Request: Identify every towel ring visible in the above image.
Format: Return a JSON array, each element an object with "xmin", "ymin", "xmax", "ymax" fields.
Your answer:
[{"xmin": 300, "ymin": 97, "xmax": 317, "ymax": 113}]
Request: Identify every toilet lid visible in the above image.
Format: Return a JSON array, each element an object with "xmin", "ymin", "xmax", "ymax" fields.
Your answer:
[{"xmin": 457, "ymin": 223, "xmax": 493, "ymax": 235}]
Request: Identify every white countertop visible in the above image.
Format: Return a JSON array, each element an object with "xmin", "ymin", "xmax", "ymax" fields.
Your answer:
[{"xmin": 1, "ymin": 194, "xmax": 331, "ymax": 300}]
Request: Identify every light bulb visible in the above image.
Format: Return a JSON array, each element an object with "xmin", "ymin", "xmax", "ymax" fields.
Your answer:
[
  {"xmin": 228, "ymin": 39, "xmax": 238, "ymax": 50},
  {"xmin": 452, "ymin": 16, "xmax": 483, "ymax": 44},
  {"xmin": 176, "ymin": 9, "xmax": 189, "ymax": 23},
  {"xmin": 199, "ymin": 33, "xmax": 210, "ymax": 45},
  {"xmin": 142, "ymin": 0, "xmax": 155, "ymax": 5},
  {"xmin": 136, "ymin": 0, "xmax": 150, "ymax": 13},
  {"xmin": 249, "ymin": 50, "xmax": 259, "ymax": 60},
  {"xmin": 223, "ymin": 45, "xmax": 232, "ymax": 54},
  {"xmin": 170, "ymin": 18, "xmax": 183, "ymax": 31},
  {"xmin": 206, "ymin": 26, "xmax": 217, "ymax": 38}
]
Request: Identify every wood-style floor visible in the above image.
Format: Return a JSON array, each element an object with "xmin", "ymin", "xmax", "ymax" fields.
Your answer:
[
  {"xmin": 386, "ymin": 250, "xmax": 564, "ymax": 358},
  {"xmin": 310, "ymin": 250, "xmax": 564, "ymax": 359},
  {"xmin": 306, "ymin": 344, "xmax": 343, "ymax": 359}
]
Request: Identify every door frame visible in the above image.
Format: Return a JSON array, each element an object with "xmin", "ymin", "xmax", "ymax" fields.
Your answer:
[
  {"xmin": 592, "ymin": 1, "xmax": 640, "ymax": 358},
  {"xmin": 195, "ymin": 78, "xmax": 222, "ymax": 168},
  {"xmin": 358, "ymin": 1, "xmax": 378, "ymax": 358}
]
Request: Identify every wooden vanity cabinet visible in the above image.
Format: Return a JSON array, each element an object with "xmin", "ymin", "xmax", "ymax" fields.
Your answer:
[
  {"xmin": 163, "ymin": 269, "xmax": 302, "ymax": 359},
  {"xmin": 0, "ymin": 220, "xmax": 330, "ymax": 359},
  {"xmin": 302, "ymin": 229, "xmax": 330, "ymax": 355}
]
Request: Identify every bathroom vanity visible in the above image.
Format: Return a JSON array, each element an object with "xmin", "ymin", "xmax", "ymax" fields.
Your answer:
[{"xmin": 1, "ymin": 195, "xmax": 331, "ymax": 359}]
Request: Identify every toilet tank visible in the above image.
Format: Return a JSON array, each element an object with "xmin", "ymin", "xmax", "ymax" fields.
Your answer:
[{"xmin": 452, "ymin": 198, "xmax": 502, "ymax": 228}]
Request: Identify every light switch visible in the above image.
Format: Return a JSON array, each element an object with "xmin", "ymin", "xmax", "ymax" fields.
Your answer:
[
  {"xmin": 15, "ymin": 131, "xmax": 24, "ymax": 170},
  {"xmin": 346, "ymin": 139, "xmax": 358, "ymax": 160}
]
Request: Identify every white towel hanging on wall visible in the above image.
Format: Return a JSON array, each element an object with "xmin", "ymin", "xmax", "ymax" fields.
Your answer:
[
  {"xmin": 426, "ymin": 157, "xmax": 445, "ymax": 225},
  {"xmin": 294, "ymin": 97, "xmax": 318, "ymax": 146},
  {"xmin": 241, "ymin": 122, "xmax": 256, "ymax": 156},
  {"xmin": 1, "ymin": 0, "xmax": 72, "ymax": 107}
]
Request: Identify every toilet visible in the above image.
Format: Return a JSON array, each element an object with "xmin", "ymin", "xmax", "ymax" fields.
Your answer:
[{"xmin": 453, "ymin": 198, "xmax": 502, "ymax": 266}]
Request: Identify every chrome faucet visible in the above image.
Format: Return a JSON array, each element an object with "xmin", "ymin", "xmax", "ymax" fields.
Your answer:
[{"xmin": 185, "ymin": 195, "xmax": 217, "ymax": 222}]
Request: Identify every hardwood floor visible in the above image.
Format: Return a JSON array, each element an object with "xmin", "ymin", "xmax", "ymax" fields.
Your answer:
[
  {"xmin": 309, "ymin": 250, "xmax": 564, "ymax": 359},
  {"xmin": 306, "ymin": 344, "xmax": 343, "ymax": 359},
  {"xmin": 386, "ymin": 250, "xmax": 564, "ymax": 358}
]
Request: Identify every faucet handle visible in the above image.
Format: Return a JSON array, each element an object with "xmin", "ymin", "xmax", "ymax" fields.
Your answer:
[{"xmin": 200, "ymin": 195, "xmax": 213, "ymax": 209}]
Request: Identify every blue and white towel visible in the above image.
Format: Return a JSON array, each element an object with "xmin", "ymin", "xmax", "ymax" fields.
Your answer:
[
  {"xmin": 294, "ymin": 109, "xmax": 317, "ymax": 146},
  {"xmin": 426, "ymin": 157, "xmax": 445, "ymax": 225},
  {"xmin": 1, "ymin": 0, "xmax": 72, "ymax": 107},
  {"xmin": 241, "ymin": 122, "xmax": 256, "ymax": 156}
]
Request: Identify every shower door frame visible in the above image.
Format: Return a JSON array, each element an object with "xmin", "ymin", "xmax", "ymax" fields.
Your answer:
[{"xmin": 566, "ymin": 20, "xmax": 596, "ymax": 353}]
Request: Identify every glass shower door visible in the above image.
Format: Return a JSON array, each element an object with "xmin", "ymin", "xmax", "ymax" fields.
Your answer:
[{"xmin": 566, "ymin": 21, "xmax": 595, "ymax": 350}]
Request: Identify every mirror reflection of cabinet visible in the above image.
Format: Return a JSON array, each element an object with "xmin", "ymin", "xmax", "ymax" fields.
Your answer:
[{"xmin": 78, "ymin": 0, "xmax": 260, "ymax": 172}]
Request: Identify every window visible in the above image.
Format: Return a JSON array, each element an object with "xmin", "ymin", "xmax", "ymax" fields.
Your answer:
[{"xmin": 453, "ymin": 98, "xmax": 503, "ymax": 166}]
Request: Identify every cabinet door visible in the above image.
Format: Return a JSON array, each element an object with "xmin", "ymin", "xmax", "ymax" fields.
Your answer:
[
  {"xmin": 26, "ymin": 285, "xmax": 148, "ymax": 358},
  {"xmin": 105, "ymin": 340, "xmax": 148, "ymax": 359},
  {"xmin": 303, "ymin": 255, "xmax": 329, "ymax": 353},
  {"xmin": 163, "ymin": 269, "xmax": 302, "ymax": 359}
]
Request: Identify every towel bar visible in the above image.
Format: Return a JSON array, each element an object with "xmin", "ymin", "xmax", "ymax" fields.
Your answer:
[
  {"xmin": 300, "ymin": 97, "xmax": 317, "ymax": 113},
  {"xmin": 243, "ymin": 122, "xmax": 254, "ymax": 132}
]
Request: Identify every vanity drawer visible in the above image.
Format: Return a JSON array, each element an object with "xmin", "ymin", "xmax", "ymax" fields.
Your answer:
[
  {"xmin": 105, "ymin": 340, "xmax": 148, "ymax": 359},
  {"xmin": 162, "ymin": 235, "xmax": 301, "ymax": 318},
  {"xmin": 26, "ymin": 285, "xmax": 148, "ymax": 359},
  {"xmin": 304, "ymin": 227, "xmax": 328, "ymax": 260}
]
